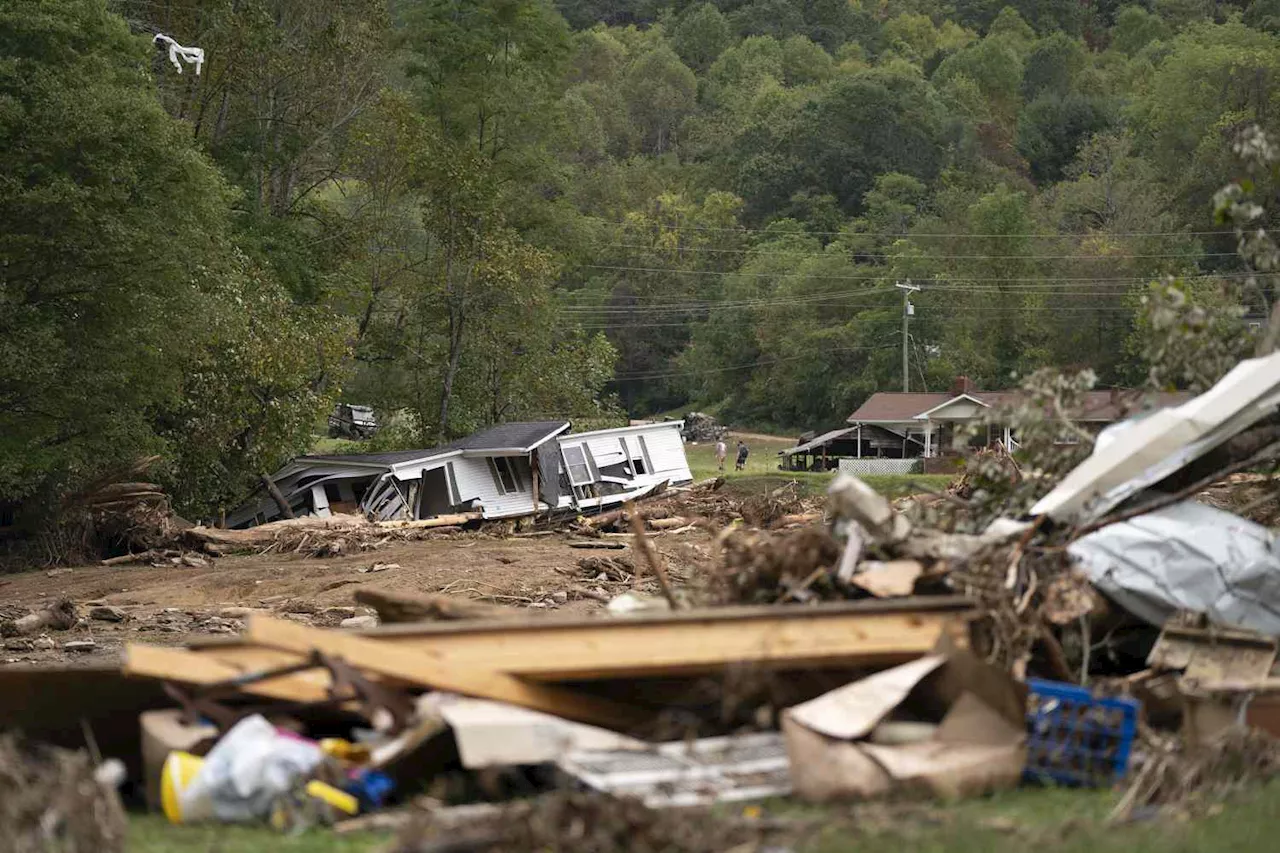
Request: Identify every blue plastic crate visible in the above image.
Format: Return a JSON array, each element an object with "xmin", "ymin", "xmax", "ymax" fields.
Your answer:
[{"xmin": 1024, "ymin": 678, "xmax": 1139, "ymax": 788}]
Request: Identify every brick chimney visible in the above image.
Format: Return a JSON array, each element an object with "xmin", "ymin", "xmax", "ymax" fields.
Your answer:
[{"xmin": 951, "ymin": 375, "xmax": 973, "ymax": 396}]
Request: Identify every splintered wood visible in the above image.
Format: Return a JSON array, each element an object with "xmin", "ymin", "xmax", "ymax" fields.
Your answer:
[{"xmin": 124, "ymin": 597, "xmax": 974, "ymax": 733}]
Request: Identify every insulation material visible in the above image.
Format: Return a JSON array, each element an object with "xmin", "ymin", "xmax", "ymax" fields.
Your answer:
[{"xmin": 1069, "ymin": 500, "xmax": 1280, "ymax": 634}]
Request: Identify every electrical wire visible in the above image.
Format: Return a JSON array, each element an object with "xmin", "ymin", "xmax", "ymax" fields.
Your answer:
[
  {"xmin": 597, "ymin": 242, "xmax": 1237, "ymax": 261},
  {"xmin": 580, "ymin": 214, "xmax": 1242, "ymax": 240}
]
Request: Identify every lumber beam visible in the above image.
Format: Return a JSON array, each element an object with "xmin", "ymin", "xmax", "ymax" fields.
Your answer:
[
  {"xmin": 199, "ymin": 598, "xmax": 972, "ymax": 682},
  {"xmin": 244, "ymin": 616, "xmax": 651, "ymax": 732},
  {"xmin": 123, "ymin": 643, "xmax": 332, "ymax": 703}
]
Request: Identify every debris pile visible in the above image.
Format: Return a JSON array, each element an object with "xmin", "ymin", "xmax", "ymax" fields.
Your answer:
[
  {"xmin": 0, "ymin": 734, "xmax": 127, "ymax": 853},
  {"xmin": 9, "ymin": 352, "xmax": 1280, "ymax": 845},
  {"xmin": 680, "ymin": 412, "xmax": 725, "ymax": 443},
  {"xmin": 57, "ymin": 456, "xmax": 190, "ymax": 562}
]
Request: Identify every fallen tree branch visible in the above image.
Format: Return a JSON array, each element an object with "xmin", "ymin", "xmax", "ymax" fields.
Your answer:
[{"xmin": 628, "ymin": 506, "xmax": 680, "ymax": 610}]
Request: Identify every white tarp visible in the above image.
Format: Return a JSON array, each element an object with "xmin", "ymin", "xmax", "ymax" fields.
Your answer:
[
  {"xmin": 1030, "ymin": 351, "xmax": 1280, "ymax": 525},
  {"xmin": 1068, "ymin": 501, "xmax": 1280, "ymax": 634}
]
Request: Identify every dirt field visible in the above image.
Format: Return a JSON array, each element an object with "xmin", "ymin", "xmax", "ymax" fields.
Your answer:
[{"xmin": 0, "ymin": 530, "xmax": 719, "ymax": 668}]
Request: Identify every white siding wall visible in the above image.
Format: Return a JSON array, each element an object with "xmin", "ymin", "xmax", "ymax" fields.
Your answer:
[
  {"xmin": 449, "ymin": 456, "xmax": 536, "ymax": 519},
  {"xmin": 559, "ymin": 423, "xmax": 692, "ymax": 489},
  {"xmin": 638, "ymin": 425, "xmax": 692, "ymax": 481}
]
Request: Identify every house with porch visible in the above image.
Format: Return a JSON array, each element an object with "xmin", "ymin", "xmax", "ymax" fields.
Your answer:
[{"xmin": 844, "ymin": 377, "xmax": 1190, "ymax": 463}]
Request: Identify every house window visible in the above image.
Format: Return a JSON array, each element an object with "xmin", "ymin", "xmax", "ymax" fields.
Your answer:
[
  {"xmin": 1054, "ymin": 429, "xmax": 1081, "ymax": 446},
  {"xmin": 562, "ymin": 445, "xmax": 594, "ymax": 486},
  {"xmin": 619, "ymin": 437, "xmax": 648, "ymax": 475},
  {"xmin": 488, "ymin": 457, "xmax": 523, "ymax": 494}
]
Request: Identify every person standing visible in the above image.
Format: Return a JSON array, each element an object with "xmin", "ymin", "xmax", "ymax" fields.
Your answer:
[
  {"xmin": 715, "ymin": 438, "xmax": 727, "ymax": 472},
  {"xmin": 735, "ymin": 440, "xmax": 749, "ymax": 471}
]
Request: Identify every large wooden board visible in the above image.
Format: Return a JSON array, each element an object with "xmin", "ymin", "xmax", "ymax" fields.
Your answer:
[
  {"xmin": 197, "ymin": 597, "xmax": 972, "ymax": 682},
  {"xmin": 244, "ymin": 616, "xmax": 651, "ymax": 732},
  {"xmin": 122, "ymin": 643, "xmax": 334, "ymax": 703}
]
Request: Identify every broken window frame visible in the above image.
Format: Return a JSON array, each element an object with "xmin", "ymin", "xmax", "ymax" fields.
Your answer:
[
  {"xmin": 619, "ymin": 437, "xmax": 649, "ymax": 476},
  {"xmin": 488, "ymin": 457, "xmax": 523, "ymax": 495},
  {"xmin": 561, "ymin": 444, "xmax": 595, "ymax": 486}
]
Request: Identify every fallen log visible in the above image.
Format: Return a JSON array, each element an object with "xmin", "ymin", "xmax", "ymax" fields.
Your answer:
[
  {"xmin": 375, "ymin": 514, "xmax": 480, "ymax": 530},
  {"xmin": 185, "ymin": 514, "xmax": 369, "ymax": 548},
  {"xmin": 647, "ymin": 517, "xmax": 688, "ymax": 531},
  {"xmin": 101, "ymin": 550, "xmax": 162, "ymax": 567},
  {"xmin": 354, "ymin": 588, "xmax": 520, "ymax": 624}
]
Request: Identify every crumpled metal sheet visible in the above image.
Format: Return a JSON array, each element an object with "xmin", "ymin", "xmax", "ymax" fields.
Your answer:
[
  {"xmin": 1031, "ymin": 350, "xmax": 1280, "ymax": 525},
  {"xmin": 1068, "ymin": 500, "xmax": 1280, "ymax": 634}
]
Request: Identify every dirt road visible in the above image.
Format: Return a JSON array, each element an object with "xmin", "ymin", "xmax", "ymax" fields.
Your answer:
[{"xmin": 0, "ymin": 531, "xmax": 717, "ymax": 667}]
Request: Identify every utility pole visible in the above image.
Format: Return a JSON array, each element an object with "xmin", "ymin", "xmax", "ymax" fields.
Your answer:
[{"xmin": 895, "ymin": 281, "xmax": 920, "ymax": 392}]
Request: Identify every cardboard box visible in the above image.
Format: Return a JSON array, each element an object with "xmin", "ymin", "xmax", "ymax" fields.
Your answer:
[{"xmin": 781, "ymin": 651, "xmax": 1027, "ymax": 802}]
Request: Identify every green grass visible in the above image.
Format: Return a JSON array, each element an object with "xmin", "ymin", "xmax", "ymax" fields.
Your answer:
[
  {"xmin": 683, "ymin": 433, "xmax": 953, "ymax": 500},
  {"xmin": 309, "ymin": 435, "xmax": 365, "ymax": 456},
  {"xmin": 129, "ymin": 814, "xmax": 386, "ymax": 852},
  {"xmin": 127, "ymin": 783, "xmax": 1280, "ymax": 852}
]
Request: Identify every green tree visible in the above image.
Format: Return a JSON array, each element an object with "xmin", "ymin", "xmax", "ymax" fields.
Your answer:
[
  {"xmin": 672, "ymin": 3, "xmax": 734, "ymax": 72},
  {"xmin": 1017, "ymin": 92, "xmax": 1115, "ymax": 183},
  {"xmin": 0, "ymin": 0, "xmax": 340, "ymax": 523},
  {"xmin": 1110, "ymin": 5, "xmax": 1171, "ymax": 55},
  {"xmin": 620, "ymin": 45, "xmax": 698, "ymax": 153}
]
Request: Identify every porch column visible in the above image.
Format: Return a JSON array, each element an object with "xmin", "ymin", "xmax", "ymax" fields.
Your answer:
[
  {"xmin": 856, "ymin": 425, "xmax": 862, "ymax": 459},
  {"xmin": 924, "ymin": 420, "xmax": 933, "ymax": 458},
  {"xmin": 1003, "ymin": 426, "xmax": 1011, "ymax": 449}
]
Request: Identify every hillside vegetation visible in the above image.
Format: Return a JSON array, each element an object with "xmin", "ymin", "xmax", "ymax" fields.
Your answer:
[{"xmin": 2, "ymin": 0, "xmax": 1273, "ymax": 527}]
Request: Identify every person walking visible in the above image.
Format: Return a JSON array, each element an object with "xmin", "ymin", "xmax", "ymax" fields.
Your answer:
[
  {"xmin": 735, "ymin": 440, "xmax": 749, "ymax": 471},
  {"xmin": 715, "ymin": 438, "xmax": 727, "ymax": 472}
]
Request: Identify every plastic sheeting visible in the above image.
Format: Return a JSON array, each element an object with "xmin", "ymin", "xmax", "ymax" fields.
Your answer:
[{"xmin": 1068, "ymin": 501, "xmax": 1280, "ymax": 634}]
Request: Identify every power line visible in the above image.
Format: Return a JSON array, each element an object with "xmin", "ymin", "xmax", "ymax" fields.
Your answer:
[
  {"xmin": 598, "ymin": 242, "xmax": 1239, "ymax": 261},
  {"xmin": 576, "ymin": 264, "xmax": 1257, "ymax": 284},
  {"xmin": 609, "ymin": 342, "xmax": 899, "ymax": 381},
  {"xmin": 580, "ymin": 214, "xmax": 1240, "ymax": 240}
]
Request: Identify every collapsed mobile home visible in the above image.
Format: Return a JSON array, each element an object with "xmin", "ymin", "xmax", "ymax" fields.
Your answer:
[{"xmin": 227, "ymin": 420, "xmax": 692, "ymax": 528}]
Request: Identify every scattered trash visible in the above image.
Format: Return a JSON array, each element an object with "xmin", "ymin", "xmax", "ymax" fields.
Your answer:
[{"xmin": 162, "ymin": 715, "xmax": 324, "ymax": 824}]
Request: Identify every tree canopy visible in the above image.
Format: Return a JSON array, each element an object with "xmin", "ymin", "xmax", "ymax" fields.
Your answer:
[{"xmin": 2, "ymin": 0, "xmax": 1274, "ymax": 529}]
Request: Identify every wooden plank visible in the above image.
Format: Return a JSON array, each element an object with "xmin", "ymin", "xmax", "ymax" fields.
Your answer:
[
  {"xmin": 122, "ymin": 643, "xmax": 333, "ymax": 703},
  {"xmin": 198, "ymin": 598, "xmax": 971, "ymax": 682},
  {"xmin": 244, "ymin": 616, "xmax": 651, "ymax": 732}
]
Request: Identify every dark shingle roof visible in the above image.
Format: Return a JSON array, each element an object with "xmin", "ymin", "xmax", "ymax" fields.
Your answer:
[
  {"xmin": 297, "ymin": 421, "xmax": 571, "ymax": 467},
  {"xmin": 449, "ymin": 421, "xmax": 570, "ymax": 452},
  {"xmin": 298, "ymin": 447, "xmax": 450, "ymax": 466}
]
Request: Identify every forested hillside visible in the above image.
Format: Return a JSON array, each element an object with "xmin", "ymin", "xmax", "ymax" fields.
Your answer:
[{"xmin": 2, "ymin": 0, "xmax": 1275, "ymax": 525}]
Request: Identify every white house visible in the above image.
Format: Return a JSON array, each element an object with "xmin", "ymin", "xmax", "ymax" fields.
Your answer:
[{"xmin": 228, "ymin": 420, "xmax": 692, "ymax": 528}]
